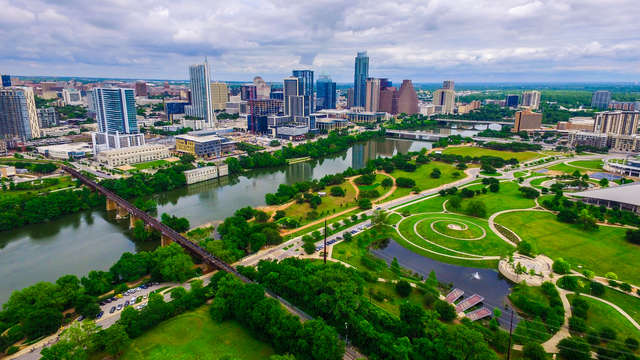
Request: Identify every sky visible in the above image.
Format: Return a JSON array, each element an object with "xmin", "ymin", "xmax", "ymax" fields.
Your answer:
[{"xmin": 1, "ymin": 0, "xmax": 639, "ymax": 83}]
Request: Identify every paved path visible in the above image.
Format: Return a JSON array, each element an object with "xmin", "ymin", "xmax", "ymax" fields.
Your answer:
[
  {"xmin": 541, "ymin": 287, "xmax": 572, "ymax": 353},
  {"xmin": 578, "ymin": 293, "xmax": 640, "ymax": 330}
]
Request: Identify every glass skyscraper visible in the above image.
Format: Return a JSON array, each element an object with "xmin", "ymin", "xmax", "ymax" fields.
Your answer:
[
  {"xmin": 0, "ymin": 87, "xmax": 40, "ymax": 140},
  {"xmin": 1, "ymin": 75, "xmax": 11, "ymax": 87},
  {"xmin": 91, "ymin": 88, "xmax": 138, "ymax": 134},
  {"xmin": 316, "ymin": 75, "xmax": 336, "ymax": 110},
  {"xmin": 292, "ymin": 69, "xmax": 314, "ymax": 114},
  {"xmin": 353, "ymin": 51, "xmax": 369, "ymax": 108},
  {"xmin": 185, "ymin": 59, "xmax": 214, "ymax": 126}
]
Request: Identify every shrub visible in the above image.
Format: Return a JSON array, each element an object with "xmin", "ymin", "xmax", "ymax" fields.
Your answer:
[
  {"xmin": 330, "ymin": 186, "xmax": 345, "ymax": 197},
  {"xmin": 558, "ymin": 337, "xmax": 591, "ymax": 360},
  {"xmin": 519, "ymin": 186, "xmax": 540, "ymax": 199},
  {"xmin": 605, "ymin": 272, "xmax": 618, "ymax": 280},
  {"xmin": 517, "ymin": 240, "xmax": 535, "ymax": 256},
  {"xmin": 558, "ymin": 276, "xmax": 579, "ymax": 291},
  {"xmin": 395, "ymin": 177, "xmax": 416, "ymax": 188},
  {"xmin": 600, "ymin": 326, "xmax": 617, "ymax": 342},
  {"xmin": 589, "ymin": 281, "xmax": 605, "ymax": 296},
  {"xmin": 395, "ymin": 280, "xmax": 412, "ymax": 297},
  {"xmin": 522, "ymin": 342, "xmax": 547, "ymax": 360},
  {"xmin": 466, "ymin": 200, "xmax": 486, "ymax": 218},
  {"xmin": 6, "ymin": 346, "xmax": 19, "ymax": 355},
  {"xmin": 430, "ymin": 168, "xmax": 441, "ymax": 178},
  {"xmin": 434, "ymin": 300, "xmax": 456, "ymax": 321},
  {"xmin": 552, "ymin": 258, "xmax": 571, "ymax": 274},
  {"xmin": 625, "ymin": 337, "xmax": 639, "ymax": 351},
  {"xmin": 619, "ymin": 282, "xmax": 632, "ymax": 292},
  {"xmin": 358, "ymin": 198, "xmax": 372, "ymax": 210},
  {"xmin": 571, "ymin": 297, "xmax": 589, "ymax": 319},
  {"xmin": 460, "ymin": 188, "xmax": 475, "ymax": 198}
]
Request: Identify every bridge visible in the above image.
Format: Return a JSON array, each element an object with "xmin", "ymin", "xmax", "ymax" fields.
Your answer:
[
  {"xmin": 62, "ymin": 165, "xmax": 248, "ymax": 279},
  {"xmin": 385, "ymin": 130, "xmax": 449, "ymax": 141},
  {"xmin": 433, "ymin": 118, "xmax": 514, "ymax": 126}
]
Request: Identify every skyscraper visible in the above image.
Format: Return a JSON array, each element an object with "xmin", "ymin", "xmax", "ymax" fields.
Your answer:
[
  {"xmin": 505, "ymin": 94, "xmax": 519, "ymax": 107},
  {"xmin": 135, "ymin": 80, "xmax": 148, "ymax": 97},
  {"xmin": 592, "ymin": 90, "xmax": 612, "ymax": 110},
  {"xmin": 442, "ymin": 80, "xmax": 455, "ymax": 90},
  {"xmin": 91, "ymin": 88, "xmax": 138, "ymax": 134},
  {"xmin": 353, "ymin": 51, "xmax": 369, "ymax": 108},
  {"xmin": 185, "ymin": 59, "xmax": 214, "ymax": 126},
  {"xmin": 365, "ymin": 78, "xmax": 381, "ymax": 112},
  {"xmin": 241, "ymin": 85, "xmax": 257, "ymax": 101},
  {"xmin": 316, "ymin": 75, "xmax": 336, "ymax": 110},
  {"xmin": 1, "ymin": 75, "xmax": 11, "ymax": 87},
  {"xmin": 379, "ymin": 87, "xmax": 398, "ymax": 115},
  {"xmin": 397, "ymin": 80, "xmax": 419, "ymax": 115},
  {"xmin": 594, "ymin": 111, "xmax": 640, "ymax": 135},
  {"xmin": 433, "ymin": 89, "xmax": 455, "ymax": 114},
  {"xmin": 292, "ymin": 70, "xmax": 314, "ymax": 114},
  {"xmin": 253, "ymin": 76, "xmax": 271, "ymax": 99},
  {"xmin": 521, "ymin": 90, "xmax": 541, "ymax": 110},
  {"xmin": 0, "ymin": 87, "xmax": 40, "ymax": 140},
  {"xmin": 283, "ymin": 76, "xmax": 302, "ymax": 117},
  {"xmin": 210, "ymin": 82, "xmax": 229, "ymax": 111}
]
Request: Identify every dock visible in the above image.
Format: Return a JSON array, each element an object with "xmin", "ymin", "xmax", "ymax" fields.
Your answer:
[
  {"xmin": 445, "ymin": 288, "xmax": 464, "ymax": 304},
  {"xmin": 455, "ymin": 294, "xmax": 484, "ymax": 312},
  {"xmin": 466, "ymin": 307, "xmax": 492, "ymax": 321}
]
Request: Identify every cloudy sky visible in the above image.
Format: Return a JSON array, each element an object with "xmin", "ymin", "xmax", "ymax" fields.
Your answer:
[{"xmin": 1, "ymin": 0, "xmax": 639, "ymax": 82}]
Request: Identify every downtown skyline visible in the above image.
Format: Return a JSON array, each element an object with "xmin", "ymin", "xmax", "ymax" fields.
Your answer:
[{"xmin": 1, "ymin": 0, "xmax": 639, "ymax": 82}]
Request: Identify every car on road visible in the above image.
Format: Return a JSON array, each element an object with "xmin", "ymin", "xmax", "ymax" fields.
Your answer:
[
  {"xmin": 110, "ymin": 306, "xmax": 116, "ymax": 314},
  {"xmin": 124, "ymin": 300, "xmax": 130, "ymax": 306},
  {"xmin": 77, "ymin": 315, "xmax": 84, "ymax": 322},
  {"xmin": 116, "ymin": 304, "xmax": 123, "ymax": 311},
  {"xmin": 96, "ymin": 311, "xmax": 104, "ymax": 319}
]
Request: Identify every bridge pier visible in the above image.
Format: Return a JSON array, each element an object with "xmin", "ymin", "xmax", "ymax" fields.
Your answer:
[
  {"xmin": 106, "ymin": 198, "xmax": 117, "ymax": 211},
  {"xmin": 116, "ymin": 205, "xmax": 129, "ymax": 219},
  {"xmin": 129, "ymin": 214, "xmax": 140, "ymax": 229},
  {"xmin": 161, "ymin": 234, "xmax": 173, "ymax": 247}
]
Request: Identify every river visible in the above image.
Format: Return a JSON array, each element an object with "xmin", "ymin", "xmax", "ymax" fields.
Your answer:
[{"xmin": 0, "ymin": 138, "xmax": 434, "ymax": 304}]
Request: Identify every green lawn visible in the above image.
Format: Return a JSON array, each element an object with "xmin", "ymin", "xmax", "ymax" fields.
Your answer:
[
  {"xmin": 396, "ymin": 195, "xmax": 447, "ymax": 213},
  {"xmin": 547, "ymin": 163, "xmax": 585, "ymax": 174},
  {"xmin": 363, "ymin": 280, "xmax": 430, "ymax": 316},
  {"xmin": 398, "ymin": 213, "xmax": 514, "ymax": 259},
  {"xmin": 386, "ymin": 161, "xmax": 461, "ymax": 201},
  {"xmin": 567, "ymin": 294, "xmax": 640, "ymax": 342},
  {"xmin": 132, "ymin": 159, "xmax": 169, "ymax": 170},
  {"xmin": 513, "ymin": 171, "xmax": 529, "ymax": 178},
  {"xmin": 567, "ymin": 160, "xmax": 603, "ymax": 170},
  {"xmin": 285, "ymin": 181, "xmax": 358, "ymax": 226},
  {"xmin": 445, "ymin": 181, "xmax": 536, "ymax": 218},
  {"xmin": 0, "ymin": 175, "xmax": 76, "ymax": 201},
  {"xmin": 494, "ymin": 211, "xmax": 639, "ymax": 284},
  {"xmin": 441, "ymin": 146, "xmax": 541, "ymax": 162},
  {"xmin": 283, "ymin": 208, "xmax": 361, "ymax": 240},
  {"xmin": 120, "ymin": 306, "xmax": 274, "ymax": 360},
  {"xmin": 529, "ymin": 176, "xmax": 552, "ymax": 188}
]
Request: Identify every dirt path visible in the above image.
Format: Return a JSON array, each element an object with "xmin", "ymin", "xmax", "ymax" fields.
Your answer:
[{"xmin": 372, "ymin": 171, "xmax": 397, "ymax": 204}]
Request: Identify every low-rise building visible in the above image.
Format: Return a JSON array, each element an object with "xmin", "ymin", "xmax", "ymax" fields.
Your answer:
[
  {"xmin": 512, "ymin": 109, "xmax": 542, "ymax": 132},
  {"xmin": 570, "ymin": 183, "xmax": 640, "ymax": 213},
  {"xmin": 96, "ymin": 144, "xmax": 170, "ymax": 167},
  {"xmin": 276, "ymin": 125, "xmax": 308, "ymax": 140},
  {"xmin": 175, "ymin": 130, "xmax": 236, "ymax": 158},
  {"xmin": 36, "ymin": 142, "xmax": 93, "ymax": 160},
  {"xmin": 316, "ymin": 118, "xmax": 348, "ymax": 132},
  {"xmin": 346, "ymin": 110, "xmax": 386, "ymax": 123},
  {"xmin": 604, "ymin": 157, "xmax": 640, "ymax": 177},
  {"xmin": 0, "ymin": 140, "xmax": 7, "ymax": 156},
  {"xmin": 568, "ymin": 131, "xmax": 608, "ymax": 149},
  {"xmin": 556, "ymin": 117, "xmax": 595, "ymax": 131},
  {"xmin": 183, "ymin": 163, "xmax": 229, "ymax": 184},
  {"xmin": 0, "ymin": 165, "xmax": 16, "ymax": 177}
]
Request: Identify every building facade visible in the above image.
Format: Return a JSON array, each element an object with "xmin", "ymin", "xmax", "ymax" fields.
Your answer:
[
  {"xmin": 513, "ymin": 110, "xmax": 542, "ymax": 132},
  {"xmin": 365, "ymin": 78, "xmax": 381, "ymax": 112},
  {"xmin": 62, "ymin": 88, "xmax": 83, "ymax": 105},
  {"xmin": 37, "ymin": 107, "xmax": 59, "ymax": 128},
  {"xmin": 292, "ymin": 70, "xmax": 314, "ymax": 115},
  {"xmin": 135, "ymin": 81, "xmax": 148, "ymax": 97},
  {"xmin": 353, "ymin": 51, "xmax": 369, "ymax": 108},
  {"xmin": 433, "ymin": 88, "xmax": 455, "ymax": 114},
  {"xmin": 594, "ymin": 111, "xmax": 640, "ymax": 136},
  {"xmin": 316, "ymin": 75, "xmax": 336, "ymax": 110},
  {"xmin": 91, "ymin": 88, "xmax": 138, "ymax": 134},
  {"xmin": 183, "ymin": 164, "xmax": 229, "ymax": 184},
  {"xmin": 0, "ymin": 87, "xmax": 40, "ymax": 140},
  {"xmin": 591, "ymin": 90, "xmax": 612, "ymax": 110},
  {"xmin": 185, "ymin": 59, "xmax": 215, "ymax": 126},
  {"xmin": 521, "ymin": 91, "xmax": 541, "ymax": 110},
  {"xmin": 96, "ymin": 144, "xmax": 170, "ymax": 167},
  {"xmin": 1, "ymin": 75, "xmax": 11, "ymax": 87},
  {"xmin": 253, "ymin": 76, "xmax": 271, "ymax": 99},
  {"xmin": 505, "ymin": 94, "xmax": 519, "ymax": 107},
  {"xmin": 442, "ymin": 80, "xmax": 455, "ymax": 90},
  {"xmin": 210, "ymin": 82, "xmax": 229, "ymax": 111},
  {"xmin": 175, "ymin": 131, "xmax": 236, "ymax": 157}
]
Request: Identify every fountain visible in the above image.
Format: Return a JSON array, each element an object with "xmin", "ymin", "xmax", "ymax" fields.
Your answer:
[{"xmin": 471, "ymin": 271, "xmax": 481, "ymax": 280}]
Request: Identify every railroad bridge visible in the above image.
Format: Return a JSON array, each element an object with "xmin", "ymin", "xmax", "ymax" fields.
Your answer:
[{"xmin": 61, "ymin": 166, "xmax": 247, "ymax": 279}]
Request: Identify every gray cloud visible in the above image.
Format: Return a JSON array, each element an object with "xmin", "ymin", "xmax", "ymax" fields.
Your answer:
[{"xmin": 0, "ymin": 0, "xmax": 639, "ymax": 82}]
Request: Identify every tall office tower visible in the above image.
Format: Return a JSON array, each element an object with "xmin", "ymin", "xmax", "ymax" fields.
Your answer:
[
  {"xmin": 512, "ymin": 110, "xmax": 542, "ymax": 132},
  {"xmin": 316, "ymin": 75, "xmax": 336, "ymax": 110},
  {"xmin": 253, "ymin": 76, "xmax": 271, "ymax": 99},
  {"xmin": 185, "ymin": 59, "xmax": 215, "ymax": 126},
  {"xmin": 0, "ymin": 87, "xmax": 40, "ymax": 140},
  {"xmin": 397, "ymin": 80, "xmax": 419, "ymax": 115},
  {"xmin": 379, "ymin": 87, "xmax": 398, "ymax": 114},
  {"xmin": 433, "ymin": 88, "xmax": 456, "ymax": 114},
  {"xmin": 210, "ymin": 82, "xmax": 229, "ymax": 111},
  {"xmin": 594, "ymin": 111, "xmax": 640, "ymax": 135},
  {"xmin": 442, "ymin": 80, "xmax": 455, "ymax": 90},
  {"xmin": 521, "ymin": 90, "xmax": 541, "ymax": 110},
  {"xmin": 91, "ymin": 88, "xmax": 138, "ymax": 134},
  {"xmin": 240, "ymin": 85, "xmax": 257, "ymax": 101},
  {"xmin": 347, "ymin": 88, "xmax": 355, "ymax": 108},
  {"xmin": 505, "ymin": 94, "xmax": 519, "ymax": 107},
  {"xmin": 365, "ymin": 78, "xmax": 381, "ymax": 112},
  {"xmin": 353, "ymin": 51, "xmax": 369, "ymax": 107},
  {"xmin": 379, "ymin": 78, "xmax": 392, "ymax": 90},
  {"xmin": 1, "ymin": 75, "xmax": 11, "ymax": 87},
  {"xmin": 135, "ymin": 80, "xmax": 148, "ymax": 97},
  {"xmin": 592, "ymin": 90, "xmax": 612, "ymax": 110},
  {"xmin": 62, "ymin": 88, "xmax": 83, "ymax": 105},
  {"xmin": 292, "ymin": 70, "xmax": 314, "ymax": 114},
  {"xmin": 283, "ymin": 76, "xmax": 301, "ymax": 117}
]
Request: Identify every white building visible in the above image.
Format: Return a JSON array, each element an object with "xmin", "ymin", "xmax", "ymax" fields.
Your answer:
[
  {"xmin": 96, "ymin": 144, "xmax": 170, "ymax": 167},
  {"xmin": 36, "ymin": 142, "xmax": 93, "ymax": 160},
  {"xmin": 62, "ymin": 89, "xmax": 83, "ymax": 106},
  {"xmin": 521, "ymin": 91, "xmax": 541, "ymax": 110},
  {"xmin": 183, "ymin": 163, "xmax": 229, "ymax": 184}
]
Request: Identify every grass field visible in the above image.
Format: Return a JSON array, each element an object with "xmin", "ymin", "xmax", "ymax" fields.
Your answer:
[
  {"xmin": 397, "ymin": 195, "xmax": 447, "ymax": 214},
  {"xmin": 566, "ymin": 294, "xmax": 640, "ymax": 342},
  {"xmin": 441, "ymin": 146, "xmax": 541, "ymax": 162},
  {"xmin": 132, "ymin": 160, "xmax": 169, "ymax": 170},
  {"xmin": 283, "ymin": 208, "xmax": 361, "ymax": 240},
  {"xmin": 445, "ymin": 181, "xmax": 536, "ymax": 218},
  {"xmin": 285, "ymin": 181, "xmax": 358, "ymax": 226},
  {"xmin": 363, "ymin": 280, "xmax": 429, "ymax": 316},
  {"xmin": 567, "ymin": 160, "xmax": 604, "ymax": 170},
  {"xmin": 494, "ymin": 211, "xmax": 639, "ymax": 284},
  {"xmin": 513, "ymin": 171, "xmax": 529, "ymax": 178},
  {"xmin": 547, "ymin": 163, "xmax": 587, "ymax": 174},
  {"xmin": 398, "ymin": 213, "xmax": 514, "ymax": 259},
  {"xmin": 386, "ymin": 161, "xmax": 461, "ymax": 201},
  {"xmin": 120, "ymin": 306, "xmax": 274, "ymax": 360},
  {"xmin": 0, "ymin": 175, "xmax": 76, "ymax": 201},
  {"xmin": 529, "ymin": 176, "xmax": 552, "ymax": 188}
]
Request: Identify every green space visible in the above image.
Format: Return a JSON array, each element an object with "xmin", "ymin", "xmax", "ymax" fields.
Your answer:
[
  {"xmin": 566, "ymin": 294, "xmax": 640, "ymax": 342},
  {"xmin": 386, "ymin": 161, "xmax": 461, "ymax": 201},
  {"xmin": 362, "ymin": 280, "xmax": 428, "ymax": 316},
  {"xmin": 530, "ymin": 176, "xmax": 552, "ymax": 188},
  {"xmin": 396, "ymin": 194, "xmax": 447, "ymax": 214},
  {"xmin": 131, "ymin": 160, "xmax": 170, "ymax": 170},
  {"xmin": 441, "ymin": 146, "xmax": 541, "ymax": 162},
  {"xmin": 0, "ymin": 175, "xmax": 76, "ymax": 201},
  {"xmin": 547, "ymin": 163, "xmax": 584, "ymax": 174},
  {"xmin": 567, "ymin": 160, "xmax": 604, "ymax": 170},
  {"xmin": 284, "ymin": 181, "xmax": 358, "ymax": 226},
  {"xmin": 397, "ymin": 213, "xmax": 513, "ymax": 260},
  {"xmin": 283, "ymin": 208, "xmax": 361, "ymax": 240},
  {"xmin": 445, "ymin": 181, "xmax": 536, "ymax": 217},
  {"xmin": 120, "ymin": 306, "xmax": 274, "ymax": 360},
  {"xmin": 495, "ymin": 211, "xmax": 639, "ymax": 284},
  {"xmin": 513, "ymin": 171, "xmax": 529, "ymax": 178}
]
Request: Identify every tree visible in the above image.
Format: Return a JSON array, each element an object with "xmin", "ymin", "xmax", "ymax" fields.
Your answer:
[
  {"xmin": 449, "ymin": 196, "xmax": 462, "ymax": 209},
  {"xmin": 517, "ymin": 241, "xmax": 535, "ymax": 256},
  {"xmin": 132, "ymin": 219, "xmax": 151, "ymax": 241},
  {"xmin": 466, "ymin": 200, "xmax": 487, "ymax": 217},
  {"xmin": 599, "ymin": 178, "xmax": 609, "ymax": 187},
  {"xmin": 74, "ymin": 294, "xmax": 100, "ymax": 318},
  {"xmin": 23, "ymin": 308, "xmax": 63, "ymax": 338},
  {"xmin": 522, "ymin": 342, "xmax": 547, "ymax": 360},
  {"xmin": 519, "ymin": 186, "xmax": 540, "ymax": 199},
  {"xmin": 552, "ymin": 258, "xmax": 571, "ymax": 274},
  {"xmin": 303, "ymin": 241, "xmax": 316, "ymax": 255},
  {"xmin": 254, "ymin": 210, "xmax": 269, "ymax": 223},
  {"xmin": 430, "ymin": 168, "xmax": 441, "ymax": 178},
  {"xmin": 330, "ymin": 186, "xmax": 345, "ymax": 197},
  {"xmin": 395, "ymin": 177, "xmax": 416, "ymax": 188},
  {"xmin": 343, "ymin": 232, "xmax": 352, "ymax": 242},
  {"xmin": 358, "ymin": 198, "xmax": 372, "ymax": 210},
  {"xmin": 161, "ymin": 213, "xmax": 190, "ymax": 232},
  {"xmin": 371, "ymin": 210, "xmax": 390, "ymax": 228},
  {"xmin": 434, "ymin": 300, "xmax": 456, "ymax": 321},
  {"xmin": 395, "ymin": 280, "xmax": 412, "ymax": 297},
  {"xmin": 99, "ymin": 323, "xmax": 131, "ymax": 356},
  {"xmin": 381, "ymin": 177, "xmax": 393, "ymax": 188},
  {"xmin": 489, "ymin": 182, "xmax": 500, "ymax": 192},
  {"xmin": 558, "ymin": 337, "xmax": 590, "ymax": 360},
  {"xmin": 399, "ymin": 302, "xmax": 427, "ymax": 338},
  {"xmin": 151, "ymin": 243, "xmax": 195, "ymax": 282}
]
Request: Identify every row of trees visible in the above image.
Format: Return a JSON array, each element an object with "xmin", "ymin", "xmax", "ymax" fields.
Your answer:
[
  {"xmin": 541, "ymin": 192, "xmax": 640, "ymax": 228},
  {"xmin": 481, "ymin": 141, "xmax": 542, "ymax": 152}
]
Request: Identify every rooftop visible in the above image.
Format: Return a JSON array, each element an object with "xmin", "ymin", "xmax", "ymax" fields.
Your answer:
[{"xmin": 571, "ymin": 182, "xmax": 640, "ymax": 207}]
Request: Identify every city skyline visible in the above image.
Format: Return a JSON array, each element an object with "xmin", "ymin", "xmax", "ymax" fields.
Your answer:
[{"xmin": 1, "ymin": 1, "xmax": 639, "ymax": 82}]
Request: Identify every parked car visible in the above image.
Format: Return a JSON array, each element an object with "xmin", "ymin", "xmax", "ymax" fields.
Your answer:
[
  {"xmin": 110, "ymin": 306, "xmax": 116, "ymax": 313},
  {"xmin": 124, "ymin": 300, "xmax": 130, "ymax": 306},
  {"xmin": 77, "ymin": 316, "xmax": 84, "ymax": 322},
  {"xmin": 96, "ymin": 311, "xmax": 104, "ymax": 319},
  {"xmin": 116, "ymin": 304, "xmax": 123, "ymax": 310}
]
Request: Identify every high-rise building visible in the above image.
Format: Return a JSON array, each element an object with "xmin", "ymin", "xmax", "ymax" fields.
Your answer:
[
  {"xmin": 283, "ymin": 76, "xmax": 301, "ymax": 117},
  {"xmin": 247, "ymin": 99, "xmax": 283, "ymax": 133},
  {"xmin": 379, "ymin": 87, "xmax": 398, "ymax": 114},
  {"xmin": 185, "ymin": 59, "xmax": 215, "ymax": 126},
  {"xmin": 316, "ymin": 75, "xmax": 336, "ymax": 110},
  {"xmin": 397, "ymin": 80, "xmax": 419, "ymax": 115},
  {"xmin": 240, "ymin": 85, "xmax": 257, "ymax": 101},
  {"xmin": 1, "ymin": 75, "xmax": 11, "ymax": 87},
  {"xmin": 521, "ymin": 90, "xmax": 541, "ymax": 110},
  {"xmin": 365, "ymin": 78, "xmax": 381, "ymax": 112},
  {"xmin": 505, "ymin": 94, "xmax": 519, "ymax": 107},
  {"xmin": 135, "ymin": 80, "xmax": 148, "ymax": 97},
  {"xmin": 253, "ymin": 76, "xmax": 271, "ymax": 99},
  {"xmin": 512, "ymin": 110, "xmax": 542, "ymax": 132},
  {"xmin": 433, "ymin": 89, "xmax": 455, "ymax": 114},
  {"xmin": 210, "ymin": 82, "xmax": 229, "ymax": 111},
  {"xmin": 37, "ymin": 107, "xmax": 59, "ymax": 128},
  {"xmin": 91, "ymin": 88, "xmax": 138, "ymax": 134},
  {"xmin": 0, "ymin": 87, "xmax": 40, "ymax": 140},
  {"xmin": 442, "ymin": 80, "xmax": 455, "ymax": 90},
  {"xmin": 292, "ymin": 70, "xmax": 314, "ymax": 114},
  {"xmin": 592, "ymin": 90, "xmax": 612, "ymax": 110},
  {"xmin": 62, "ymin": 88, "xmax": 82, "ymax": 106},
  {"xmin": 594, "ymin": 111, "xmax": 640, "ymax": 135},
  {"xmin": 353, "ymin": 51, "xmax": 369, "ymax": 108}
]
